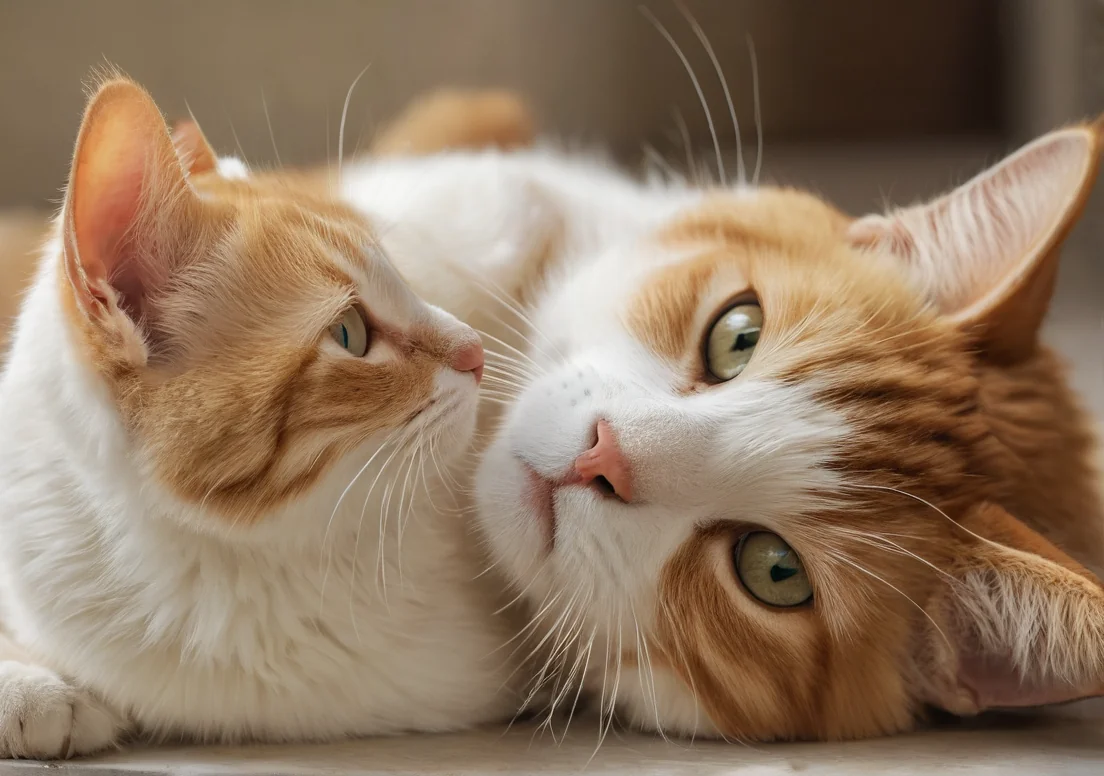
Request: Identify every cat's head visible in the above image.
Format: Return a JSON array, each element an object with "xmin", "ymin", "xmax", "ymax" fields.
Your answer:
[
  {"xmin": 476, "ymin": 124, "xmax": 1104, "ymax": 739},
  {"xmin": 51, "ymin": 76, "xmax": 483, "ymax": 529}
]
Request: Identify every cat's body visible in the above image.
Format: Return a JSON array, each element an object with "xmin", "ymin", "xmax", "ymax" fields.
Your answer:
[
  {"xmin": 344, "ymin": 116, "xmax": 1104, "ymax": 740},
  {"xmin": 0, "ymin": 80, "xmax": 523, "ymax": 757}
]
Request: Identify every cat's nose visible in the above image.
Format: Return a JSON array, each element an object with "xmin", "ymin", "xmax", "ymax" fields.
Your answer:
[
  {"xmin": 574, "ymin": 419, "xmax": 633, "ymax": 503},
  {"xmin": 451, "ymin": 340, "xmax": 484, "ymax": 384}
]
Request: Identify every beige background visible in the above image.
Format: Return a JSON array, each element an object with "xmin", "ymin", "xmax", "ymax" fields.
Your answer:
[{"xmin": 0, "ymin": 0, "xmax": 1000, "ymax": 206}]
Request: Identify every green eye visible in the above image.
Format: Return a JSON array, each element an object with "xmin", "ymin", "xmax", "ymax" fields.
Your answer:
[
  {"xmin": 329, "ymin": 305, "xmax": 370, "ymax": 357},
  {"xmin": 706, "ymin": 303, "xmax": 762, "ymax": 381},
  {"xmin": 734, "ymin": 531, "xmax": 812, "ymax": 608}
]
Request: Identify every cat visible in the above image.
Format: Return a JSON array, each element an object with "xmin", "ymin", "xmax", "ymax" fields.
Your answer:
[
  {"xmin": 0, "ymin": 75, "xmax": 535, "ymax": 758},
  {"xmin": 339, "ymin": 109, "xmax": 1104, "ymax": 741}
]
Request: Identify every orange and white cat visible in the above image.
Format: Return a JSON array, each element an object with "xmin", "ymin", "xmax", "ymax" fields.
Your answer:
[
  {"xmin": 4, "ymin": 70, "xmax": 1104, "ymax": 756},
  {"xmin": 0, "ymin": 77, "xmax": 530, "ymax": 758},
  {"xmin": 341, "ymin": 111, "xmax": 1104, "ymax": 739}
]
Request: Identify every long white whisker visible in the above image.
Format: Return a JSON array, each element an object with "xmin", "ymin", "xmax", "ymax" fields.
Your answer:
[
  {"xmin": 643, "ymin": 143, "xmax": 683, "ymax": 184},
  {"xmin": 477, "ymin": 332, "xmax": 544, "ymax": 373},
  {"xmin": 393, "ymin": 439, "xmax": 422, "ymax": 587},
  {"xmin": 563, "ymin": 626, "xmax": 596, "ymax": 739},
  {"xmin": 672, "ymin": 108, "xmax": 697, "ymax": 183},
  {"xmin": 338, "ymin": 64, "xmax": 372, "ymax": 186},
  {"xmin": 631, "ymin": 601, "xmax": 670, "ymax": 745},
  {"xmin": 225, "ymin": 114, "xmax": 250, "ymax": 166},
  {"xmin": 360, "ymin": 440, "xmax": 408, "ymax": 608},
  {"xmin": 747, "ymin": 34, "xmax": 764, "ymax": 186},
  {"xmin": 845, "ymin": 483, "xmax": 1003, "ymax": 550},
  {"xmin": 318, "ymin": 433, "xmax": 400, "ymax": 614},
  {"xmin": 677, "ymin": 0, "xmax": 744, "ymax": 184},
  {"xmin": 483, "ymin": 350, "xmax": 540, "ymax": 382},
  {"xmin": 642, "ymin": 6, "xmax": 725, "ymax": 186},
  {"xmin": 486, "ymin": 311, "xmax": 559, "ymax": 367},
  {"xmin": 824, "ymin": 525, "xmax": 954, "ymax": 582},
  {"xmin": 831, "ymin": 551, "xmax": 950, "ymax": 648},
  {"xmin": 260, "ymin": 90, "xmax": 282, "ymax": 167}
]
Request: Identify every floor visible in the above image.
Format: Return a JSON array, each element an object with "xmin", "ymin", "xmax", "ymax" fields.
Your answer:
[
  {"xmin": 6, "ymin": 702, "xmax": 1104, "ymax": 775},
  {"xmin": 0, "ymin": 141, "xmax": 1102, "ymax": 774}
]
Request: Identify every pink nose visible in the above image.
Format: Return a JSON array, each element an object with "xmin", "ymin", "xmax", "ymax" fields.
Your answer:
[
  {"xmin": 574, "ymin": 420, "xmax": 633, "ymax": 502},
  {"xmin": 452, "ymin": 340, "xmax": 484, "ymax": 384}
]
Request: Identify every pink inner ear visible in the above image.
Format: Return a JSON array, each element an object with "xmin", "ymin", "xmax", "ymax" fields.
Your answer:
[
  {"xmin": 66, "ymin": 81, "xmax": 194, "ymax": 320},
  {"xmin": 72, "ymin": 122, "xmax": 159, "ymax": 316},
  {"xmin": 846, "ymin": 126, "xmax": 1096, "ymax": 320}
]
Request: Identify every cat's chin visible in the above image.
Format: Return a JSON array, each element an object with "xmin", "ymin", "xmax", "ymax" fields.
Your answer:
[{"xmin": 474, "ymin": 439, "xmax": 553, "ymax": 583}]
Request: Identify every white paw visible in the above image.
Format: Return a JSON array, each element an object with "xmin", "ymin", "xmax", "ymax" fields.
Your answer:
[{"xmin": 0, "ymin": 661, "xmax": 122, "ymax": 759}]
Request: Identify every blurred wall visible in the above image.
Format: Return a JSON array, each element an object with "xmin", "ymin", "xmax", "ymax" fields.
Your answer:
[{"xmin": 0, "ymin": 0, "xmax": 1000, "ymax": 207}]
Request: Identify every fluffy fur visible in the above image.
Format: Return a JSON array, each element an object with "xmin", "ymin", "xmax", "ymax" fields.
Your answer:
[
  {"xmin": 340, "ymin": 111, "xmax": 1104, "ymax": 741},
  {"xmin": 0, "ymin": 78, "xmax": 526, "ymax": 758}
]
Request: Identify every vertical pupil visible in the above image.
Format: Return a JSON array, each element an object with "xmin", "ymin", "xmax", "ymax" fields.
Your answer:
[
  {"xmin": 770, "ymin": 565, "xmax": 798, "ymax": 583},
  {"xmin": 341, "ymin": 324, "xmax": 349, "ymax": 349},
  {"xmin": 732, "ymin": 329, "xmax": 759, "ymax": 352}
]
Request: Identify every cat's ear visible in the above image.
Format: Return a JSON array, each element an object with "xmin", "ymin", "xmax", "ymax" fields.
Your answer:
[
  {"xmin": 61, "ymin": 77, "xmax": 210, "ymax": 332},
  {"xmin": 847, "ymin": 122, "xmax": 1104, "ymax": 362},
  {"xmin": 170, "ymin": 117, "xmax": 218, "ymax": 177},
  {"xmin": 918, "ymin": 502, "xmax": 1104, "ymax": 715}
]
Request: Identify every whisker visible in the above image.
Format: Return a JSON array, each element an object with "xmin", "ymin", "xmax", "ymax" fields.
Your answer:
[
  {"xmin": 360, "ymin": 439, "xmax": 408, "ymax": 608},
  {"xmin": 672, "ymin": 108, "xmax": 697, "ymax": 184},
  {"xmin": 483, "ymin": 350, "xmax": 540, "ymax": 382},
  {"xmin": 393, "ymin": 439, "xmax": 422, "ymax": 586},
  {"xmin": 676, "ymin": 0, "xmax": 744, "ymax": 184},
  {"xmin": 481, "ymin": 376, "xmax": 525, "ymax": 394},
  {"xmin": 747, "ymin": 34, "xmax": 764, "ymax": 186},
  {"xmin": 823, "ymin": 525, "xmax": 954, "ymax": 582},
  {"xmin": 476, "ymin": 332, "xmax": 543, "ymax": 373},
  {"xmin": 641, "ymin": 5, "xmax": 725, "ymax": 186},
  {"xmin": 260, "ymin": 89, "xmax": 282, "ymax": 167},
  {"xmin": 486, "ymin": 310, "xmax": 559, "ymax": 367},
  {"xmin": 591, "ymin": 608, "xmax": 624, "ymax": 762},
  {"xmin": 657, "ymin": 596, "xmax": 705, "ymax": 744},
  {"xmin": 631, "ymin": 601, "xmax": 671, "ymax": 745},
  {"xmin": 318, "ymin": 432, "xmax": 400, "ymax": 614},
  {"xmin": 477, "ymin": 395, "xmax": 518, "ymax": 408},
  {"xmin": 830, "ymin": 550, "xmax": 950, "ymax": 648},
  {"xmin": 643, "ymin": 143, "xmax": 685, "ymax": 184},
  {"xmin": 562, "ymin": 626, "xmax": 596, "ymax": 740},
  {"xmin": 225, "ymin": 114, "xmax": 250, "ymax": 166},
  {"xmin": 338, "ymin": 64, "xmax": 372, "ymax": 187},
  {"xmin": 845, "ymin": 482, "xmax": 1003, "ymax": 550}
]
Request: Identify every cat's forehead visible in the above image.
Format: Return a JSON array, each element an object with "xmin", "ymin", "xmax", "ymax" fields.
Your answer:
[
  {"xmin": 188, "ymin": 171, "xmax": 403, "ymax": 292},
  {"xmin": 192, "ymin": 170, "xmax": 375, "ymax": 248},
  {"xmin": 658, "ymin": 188, "xmax": 853, "ymax": 251},
  {"xmin": 622, "ymin": 188, "xmax": 932, "ymax": 370}
]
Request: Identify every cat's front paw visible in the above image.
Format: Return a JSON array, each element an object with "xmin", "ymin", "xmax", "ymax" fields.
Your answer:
[{"xmin": 0, "ymin": 661, "xmax": 122, "ymax": 759}]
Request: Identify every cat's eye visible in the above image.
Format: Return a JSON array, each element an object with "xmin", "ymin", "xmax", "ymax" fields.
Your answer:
[
  {"xmin": 329, "ymin": 305, "xmax": 370, "ymax": 357},
  {"xmin": 706, "ymin": 302, "xmax": 762, "ymax": 381},
  {"xmin": 734, "ymin": 531, "xmax": 812, "ymax": 608}
]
